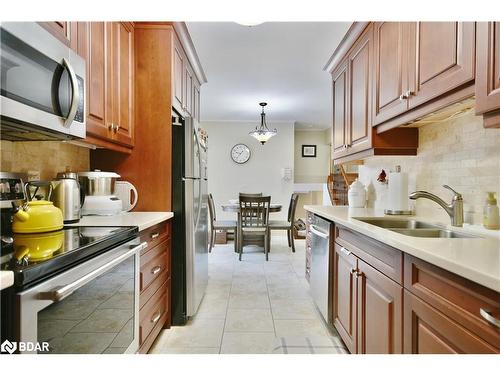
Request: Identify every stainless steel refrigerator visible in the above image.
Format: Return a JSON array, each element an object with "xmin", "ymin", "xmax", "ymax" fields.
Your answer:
[{"xmin": 171, "ymin": 110, "xmax": 209, "ymax": 325}]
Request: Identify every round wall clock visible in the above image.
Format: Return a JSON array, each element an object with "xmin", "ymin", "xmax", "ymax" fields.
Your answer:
[{"xmin": 230, "ymin": 144, "xmax": 251, "ymax": 164}]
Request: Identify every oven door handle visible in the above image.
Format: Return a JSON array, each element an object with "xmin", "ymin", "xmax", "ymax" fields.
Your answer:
[
  {"xmin": 62, "ymin": 57, "xmax": 79, "ymax": 128},
  {"xmin": 38, "ymin": 242, "xmax": 146, "ymax": 302}
]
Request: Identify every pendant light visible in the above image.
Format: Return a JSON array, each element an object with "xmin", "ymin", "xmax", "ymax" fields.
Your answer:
[{"xmin": 249, "ymin": 102, "xmax": 277, "ymax": 145}]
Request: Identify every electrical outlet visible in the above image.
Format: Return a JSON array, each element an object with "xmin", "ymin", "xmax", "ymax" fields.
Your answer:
[{"xmin": 27, "ymin": 170, "xmax": 40, "ymax": 181}]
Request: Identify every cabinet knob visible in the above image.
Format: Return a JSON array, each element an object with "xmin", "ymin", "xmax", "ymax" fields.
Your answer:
[
  {"xmin": 114, "ymin": 124, "xmax": 120, "ymax": 133},
  {"xmin": 399, "ymin": 93, "xmax": 408, "ymax": 100},
  {"xmin": 108, "ymin": 123, "xmax": 114, "ymax": 131},
  {"xmin": 350, "ymin": 268, "xmax": 357, "ymax": 275}
]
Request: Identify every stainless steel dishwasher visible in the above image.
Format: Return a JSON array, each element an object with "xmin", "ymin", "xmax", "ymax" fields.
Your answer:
[{"xmin": 309, "ymin": 214, "xmax": 332, "ymax": 322}]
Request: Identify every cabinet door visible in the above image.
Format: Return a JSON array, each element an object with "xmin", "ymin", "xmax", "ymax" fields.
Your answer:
[
  {"xmin": 347, "ymin": 25, "xmax": 372, "ymax": 155},
  {"xmin": 372, "ymin": 22, "xmax": 409, "ymax": 125},
  {"xmin": 403, "ymin": 291, "xmax": 497, "ymax": 354},
  {"xmin": 333, "ymin": 243, "xmax": 357, "ymax": 353},
  {"xmin": 331, "ymin": 60, "xmax": 349, "ymax": 159},
  {"xmin": 408, "ymin": 22, "xmax": 475, "ymax": 109},
  {"xmin": 173, "ymin": 41, "xmax": 184, "ymax": 112},
  {"xmin": 184, "ymin": 63, "xmax": 194, "ymax": 116},
  {"xmin": 193, "ymin": 81, "xmax": 201, "ymax": 123},
  {"xmin": 357, "ymin": 259, "xmax": 402, "ymax": 354},
  {"xmin": 110, "ymin": 22, "xmax": 134, "ymax": 147},
  {"xmin": 77, "ymin": 22, "xmax": 112, "ymax": 140},
  {"xmin": 40, "ymin": 22, "xmax": 77, "ymax": 50},
  {"xmin": 475, "ymin": 22, "xmax": 500, "ymax": 116}
]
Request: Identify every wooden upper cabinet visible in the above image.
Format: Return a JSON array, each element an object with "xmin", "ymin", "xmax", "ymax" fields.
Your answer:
[
  {"xmin": 77, "ymin": 22, "xmax": 111, "ymax": 140},
  {"xmin": 357, "ymin": 259, "xmax": 403, "ymax": 354},
  {"xmin": 347, "ymin": 26, "xmax": 372, "ymax": 155},
  {"xmin": 193, "ymin": 79, "xmax": 201, "ymax": 123},
  {"xmin": 333, "ymin": 243, "xmax": 358, "ymax": 353},
  {"xmin": 475, "ymin": 22, "xmax": 500, "ymax": 127},
  {"xmin": 77, "ymin": 22, "xmax": 134, "ymax": 152},
  {"xmin": 39, "ymin": 22, "xmax": 77, "ymax": 50},
  {"xmin": 408, "ymin": 22, "xmax": 475, "ymax": 109},
  {"xmin": 332, "ymin": 60, "xmax": 349, "ymax": 159},
  {"xmin": 173, "ymin": 40, "xmax": 185, "ymax": 113},
  {"xmin": 110, "ymin": 22, "xmax": 134, "ymax": 147},
  {"xmin": 372, "ymin": 22, "xmax": 409, "ymax": 125},
  {"xmin": 184, "ymin": 63, "xmax": 194, "ymax": 116}
]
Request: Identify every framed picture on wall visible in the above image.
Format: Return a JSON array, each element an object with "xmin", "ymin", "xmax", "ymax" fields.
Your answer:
[{"xmin": 302, "ymin": 145, "xmax": 317, "ymax": 158}]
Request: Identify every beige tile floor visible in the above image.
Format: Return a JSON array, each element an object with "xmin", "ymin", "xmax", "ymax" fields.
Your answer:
[{"xmin": 150, "ymin": 235, "xmax": 348, "ymax": 354}]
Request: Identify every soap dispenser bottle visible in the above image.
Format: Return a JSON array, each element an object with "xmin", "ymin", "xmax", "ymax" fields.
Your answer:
[{"xmin": 483, "ymin": 192, "xmax": 500, "ymax": 229}]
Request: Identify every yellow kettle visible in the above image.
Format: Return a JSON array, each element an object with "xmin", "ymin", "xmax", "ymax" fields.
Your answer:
[
  {"xmin": 14, "ymin": 230, "xmax": 64, "ymax": 262},
  {"xmin": 13, "ymin": 181, "xmax": 64, "ymax": 234}
]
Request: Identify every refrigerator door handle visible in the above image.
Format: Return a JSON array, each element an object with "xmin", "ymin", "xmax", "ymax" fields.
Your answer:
[{"xmin": 193, "ymin": 128, "xmax": 203, "ymax": 229}]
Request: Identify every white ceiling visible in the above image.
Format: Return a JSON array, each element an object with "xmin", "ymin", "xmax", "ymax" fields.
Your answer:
[{"xmin": 186, "ymin": 22, "xmax": 351, "ymax": 129}]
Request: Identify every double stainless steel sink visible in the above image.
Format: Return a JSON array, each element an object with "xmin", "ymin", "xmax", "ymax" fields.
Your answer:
[{"xmin": 354, "ymin": 218, "xmax": 476, "ymax": 238}]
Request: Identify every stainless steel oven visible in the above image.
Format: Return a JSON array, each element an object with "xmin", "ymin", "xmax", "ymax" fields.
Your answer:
[
  {"xmin": 0, "ymin": 22, "xmax": 86, "ymax": 141},
  {"xmin": 16, "ymin": 239, "xmax": 145, "ymax": 354}
]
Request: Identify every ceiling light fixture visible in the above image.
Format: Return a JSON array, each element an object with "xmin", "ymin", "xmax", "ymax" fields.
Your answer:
[
  {"xmin": 249, "ymin": 102, "xmax": 277, "ymax": 145},
  {"xmin": 235, "ymin": 22, "xmax": 264, "ymax": 27}
]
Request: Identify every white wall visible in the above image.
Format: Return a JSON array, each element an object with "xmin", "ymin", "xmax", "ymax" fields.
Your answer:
[
  {"xmin": 203, "ymin": 121, "xmax": 295, "ymax": 221},
  {"xmin": 294, "ymin": 129, "xmax": 330, "ymax": 183}
]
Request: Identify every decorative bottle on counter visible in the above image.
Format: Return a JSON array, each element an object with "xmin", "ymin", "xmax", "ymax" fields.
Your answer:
[{"xmin": 483, "ymin": 192, "xmax": 500, "ymax": 229}]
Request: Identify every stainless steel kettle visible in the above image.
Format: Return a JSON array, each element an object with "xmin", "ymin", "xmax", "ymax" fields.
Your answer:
[{"xmin": 52, "ymin": 172, "xmax": 85, "ymax": 223}]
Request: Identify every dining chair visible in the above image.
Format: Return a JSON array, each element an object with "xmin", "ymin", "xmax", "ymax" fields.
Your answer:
[
  {"xmin": 268, "ymin": 193, "xmax": 299, "ymax": 252},
  {"xmin": 239, "ymin": 192, "xmax": 263, "ymax": 198},
  {"xmin": 238, "ymin": 195, "xmax": 271, "ymax": 261},
  {"xmin": 208, "ymin": 193, "xmax": 238, "ymax": 252}
]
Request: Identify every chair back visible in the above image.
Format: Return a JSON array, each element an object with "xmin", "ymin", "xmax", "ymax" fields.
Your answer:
[
  {"xmin": 239, "ymin": 192, "xmax": 263, "ymax": 198},
  {"xmin": 208, "ymin": 193, "xmax": 216, "ymax": 223},
  {"xmin": 287, "ymin": 193, "xmax": 299, "ymax": 223},
  {"xmin": 239, "ymin": 196, "xmax": 271, "ymax": 228}
]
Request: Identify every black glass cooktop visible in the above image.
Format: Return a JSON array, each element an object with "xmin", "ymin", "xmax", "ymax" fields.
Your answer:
[{"xmin": 1, "ymin": 226, "xmax": 138, "ymax": 290}]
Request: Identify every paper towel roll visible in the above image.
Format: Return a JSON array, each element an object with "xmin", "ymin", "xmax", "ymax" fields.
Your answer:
[{"xmin": 388, "ymin": 171, "xmax": 409, "ymax": 211}]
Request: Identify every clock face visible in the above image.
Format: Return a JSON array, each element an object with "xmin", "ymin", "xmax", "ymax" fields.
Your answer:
[{"xmin": 231, "ymin": 144, "xmax": 251, "ymax": 164}]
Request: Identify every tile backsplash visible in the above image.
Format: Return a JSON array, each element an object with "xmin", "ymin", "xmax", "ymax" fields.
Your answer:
[
  {"xmin": 358, "ymin": 111, "xmax": 500, "ymax": 225},
  {"xmin": 0, "ymin": 140, "xmax": 90, "ymax": 180}
]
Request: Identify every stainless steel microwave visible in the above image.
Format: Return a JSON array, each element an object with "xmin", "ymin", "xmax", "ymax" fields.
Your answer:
[{"xmin": 0, "ymin": 22, "xmax": 86, "ymax": 141}]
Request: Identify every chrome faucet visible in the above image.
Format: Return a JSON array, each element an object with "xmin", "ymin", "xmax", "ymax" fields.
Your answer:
[{"xmin": 409, "ymin": 185, "xmax": 464, "ymax": 227}]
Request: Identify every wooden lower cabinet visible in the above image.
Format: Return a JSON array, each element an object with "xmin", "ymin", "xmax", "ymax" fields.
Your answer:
[
  {"xmin": 403, "ymin": 291, "xmax": 497, "ymax": 354},
  {"xmin": 331, "ymin": 224, "xmax": 500, "ymax": 354},
  {"xmin": 357, "ymin": 259, "xmax": 403, "ymax": 354},
  {"xmin": 138, "ymin": 220, "xmax": 172, "ymax": 354},
  {"xmin": 333, "ymin": 243, "xmax": 357, "ymax": 353}
]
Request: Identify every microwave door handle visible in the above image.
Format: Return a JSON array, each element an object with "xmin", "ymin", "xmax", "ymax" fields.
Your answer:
[
  {"xmin": 62, "ymin": 58, "xmax": 79, "ymax": 127},
  {"xmin": 38, "ymin": 242, "xmax": 146, "ymax": 302}
]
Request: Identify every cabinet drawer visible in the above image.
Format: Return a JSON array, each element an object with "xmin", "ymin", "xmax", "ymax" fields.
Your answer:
[
  {"xmin": 335, "ymin": 225, "xmax": 403, "ymax": 284},
  {"xmin": 139, "ymin": 279, "xmax": 169, "ymax": 346},
  {"xmin": 140, "ymin": 240, "xmax": 170, "ymax": 293},
  {"xmin": 404, "ymin": 291, "xmax": 498, "ymax": 353},
  {"xmin": 140, "ymin": 221, "xmax": 170, "ymax": 255},
  {"xmin": 404, "ymin": 255, "xmax": 500, "ymax": 350}
]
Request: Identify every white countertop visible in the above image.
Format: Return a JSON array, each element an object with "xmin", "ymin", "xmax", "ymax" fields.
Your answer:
[
  {"xmin": 304, "ymin": 205, "xmax": 500, "ymax": 293},
  {"xmin": 67, "ymin": 212, "xmax": 173, "ymax": 232},
  {"xmin": 0, "ymin": 270, "xmax": 14, "ymax": 291}
]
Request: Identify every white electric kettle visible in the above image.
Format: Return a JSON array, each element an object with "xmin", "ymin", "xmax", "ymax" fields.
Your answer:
[{"xmin": 114, "ymin": 181, "xmax": 138, "ymax": 211}]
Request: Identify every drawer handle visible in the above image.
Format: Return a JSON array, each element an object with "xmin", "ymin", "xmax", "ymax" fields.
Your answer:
[
  {"xmin": 151, "ymin": 311, "xmax": 163, "ymax": 324},
  {"xmin": 151, "ymin": 232, "xmax": 160, "ymax": 240},
  {"xmin": 151, "ymin": 266, "xmax": 162, "ymax": 275},
  {"xmin": 480, "ymin": 308, "xmax": 500, "ymax": 328},
  {"xmin": 340, "ymin": 247, "xmax": 351, "ymax": 256}
]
